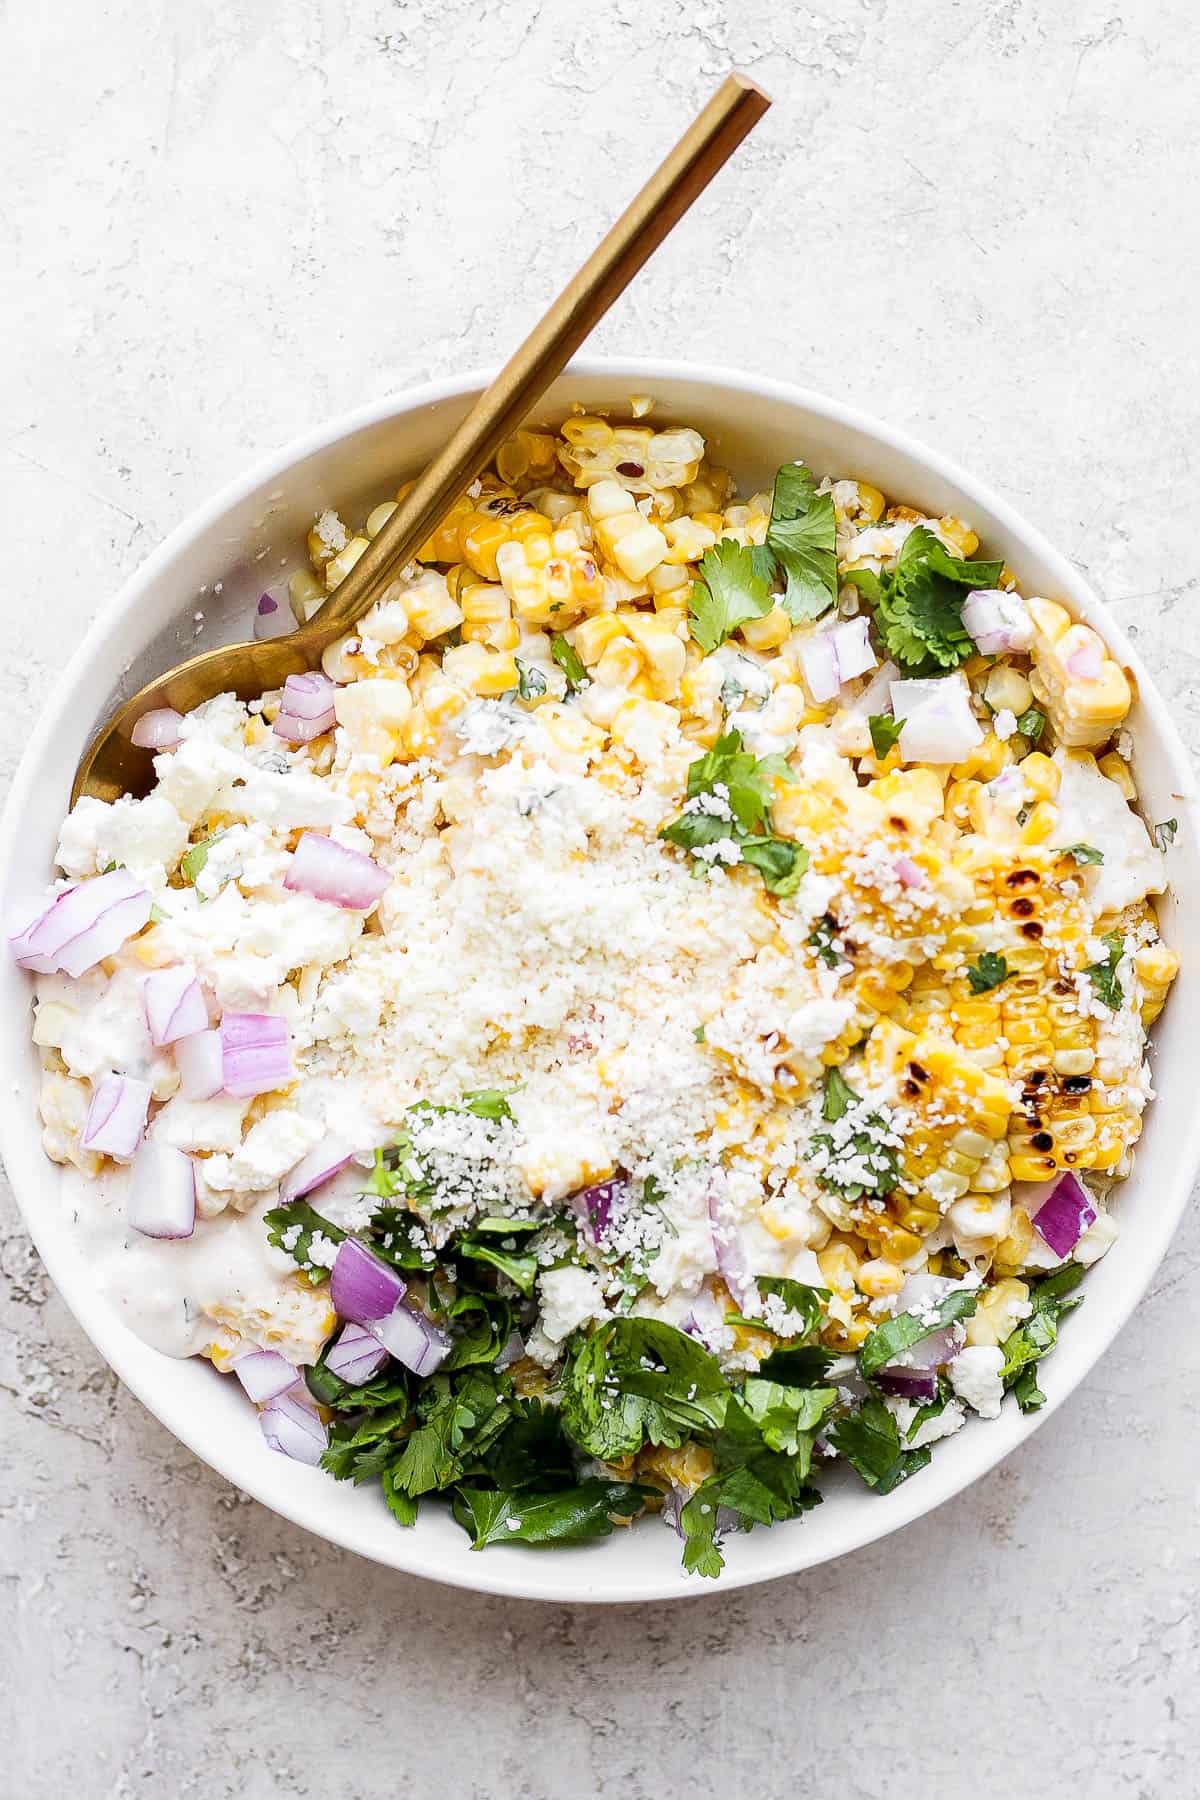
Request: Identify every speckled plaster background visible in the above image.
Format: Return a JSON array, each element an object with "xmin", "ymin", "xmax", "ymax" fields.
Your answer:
[{"xmin": 2, "ymin": 1, "xmax": 1198, "ymax": 1794}]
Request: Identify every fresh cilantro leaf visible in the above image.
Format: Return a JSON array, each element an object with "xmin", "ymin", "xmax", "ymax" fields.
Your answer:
[
  {"xmin": 1016, "ymin": 707, "xmax": 1046, "ymax": 743},
  {"xmin": 858, "ymin": 1287, "xmax": 978, "ymax": 1380},
  {"xmin": 757, "ymin": 1344, "xmax": 839, "ymax": 1387},
  {"xmin": 514, "ymin": 658, "xmax": 547, "ymax": 702},
  {"xmin": 868, "ymin": 714, "xmax": 904, "ymax": 759},
  {"xmin": 456, "ymin": 1237, "xmax": 539, "ymax": 1296},
  {"xmin": 905, "ymin": 1376, "xmax": 953, "ymax": 1441},
  {"xmin": 559, "ymin": 1319, "xmax": 729, "ymax": 1461},
  {"xmin": 476, "ymin": 1398, "xmax": 577, "ymax": 1492},
  {"xmin": 693, "ymin": 1023, "xmax": 707, "ymax": 1043},
  {"xmin": 737, "ymin": 1380, "xmax": 838, "ymax": 1465},
  {"xmin": 381, "ymin": 1470, "xmax": 420, "ymax": 1526},
  {"xmin": 365, "ymin": 1149, "xmax": 404, "ymax": 1201},
  {"xmin": 460, "ymin": 1087, "xmax": 516, "ymax": 1122},
  {"xmin": 659, "ymin": 729, "xmax": 806, "ymax": 897},
  {"xmin": 1154, "ymin": 817, "xmax": 1178, "ymax": 850},
  {"xmin": 765, "ymin": 462, "xmax": 838, "ymax": 623},
  {"xmin": 550, "ymin": 633, "xmax": 587, "ymax": 692},
  {"xmin": 321, "ymin": 1402, "xmax": 411, "ymax": 1482},
  {"xmin": 390, "ymin": 1369, "xmax": 513, "ymax": 1498},
  {"xmin": 999, "ymin": 1263, "xmax": 1085, "ymax": 1412},
  {"xmin": 305, "ymin": 1353, "xmax": 410, "ymax": 1413},
  {"xmin": 967, "ymin": 951, "xmax": 1010, "ymax": 994},
  {"xmin": 821, "ymin": 1065, "xmax": 858, "ymax": 1123},
  {"xmin": 1084, "ymin": 931, "xmax": 1124, "ymax": 1011},
  {"xmin": 469, "ymin": 1215, "xmax": 544, "ymax": 1236},
  {"xmin": 452, "ymin": 1480, "xmax": 644, "ymax": 1549},
  {"xmin": 688, "ymin": 538, "xmax": 773, "ymax": 653},
  {"xmin": 439, "ymin": 1290, "xmax": 515, "ymax": 1372},
  {"xmin": 849, "ymin": 528, "xmax": 1003, "ymax": 674},
  {"xmin": 828, "ymin": 1398, "xmax": 932, "ymax": 1494},
  {"xmin": 1059, "ymin": 843, "xmax": 1104, "ymax": 865},
  {"xmin": 738, "ymin": 835, "xmax": 809, "ymax": 896},
  {"xmin": 264, "ymin": 1201, "xmax": 346, "ymax": 1285},
  {"xmin": 181, "ymin": 832, "xmax": 225, "ymax": 888},
  {"xmin": 808, "ymin": 914, "xmax": 844, "ymax": 969},
  {"xmin": 751, "ymin": 1276, "xmax": 828, "ymax": 1342}
]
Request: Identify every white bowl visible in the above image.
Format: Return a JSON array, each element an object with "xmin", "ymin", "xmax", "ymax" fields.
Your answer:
[{"xmin": 3, "ymin": 358, "xmax": 1197, "ymax": 1604}]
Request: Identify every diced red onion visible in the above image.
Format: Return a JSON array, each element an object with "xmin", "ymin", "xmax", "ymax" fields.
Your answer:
[
  {"xmin": 1030, "ymin": 1171, "xmax": 1096, "ymax": 1257},
  {"xmin": 325, "ymin": 1321, "xmax": 390, "ymax": 1385},
  {"xmin": 875, "ymin": 1367, "xmax": 939, "ymax": 1402},
  {"xmin": 280, "ymin": 1134, "xmax": 358, "ymax": 1203},
  {"xmin": 81, "ymin": 1073, "xmax": 152, "ymax": 1160},
  {"xmin": 143, "ymin": 964, "xmax": 208, "ymax": 1046},
  {"xmin": 848, "ymin": 659, "xmax": 899, "ymax": 718},
  {"xmin": 220, "ymin": 1013, "xmax": 291, "ymax": 1097},
  {"xmin": 1065, "ymin": 642, "xmax": 1104, "ymax": 680},
  {"xmin": 11, "ymin": 871, "xmax": 152, "ymax": 977},
  {"xmin": 273, "ymin": 673, "xmax": 336, "ymax": 743},
  {"xmin": 283, "ymin": 834, "xmax": 390, "ymax": 911},
  {"xmin": 894, "ymin": 855, "xmax": 925, "ymax": 888},
  {"xmin": 235, "ymin": 1349, "xmax": 299, "ymax": 1403},
  {"xmin": 798, "ymin": 634, "xmax": 841, "ymax": 704},
  {"xmin": 260, "ymin": 1388, "xmax": 328, "ymax": 1466},
  {"xmin": 367, "ymin": 1300, "xmax": 450, "ymax": 1377},
  {"xmin": 127, "ymin": 1138, "xmax": 196, "ymax": 1239},
  {"xmin": 707, "ymin": 1188, "xmax": 756, "ymax": 1311},
  {"xmin": 830, "ymin": 616, "xmax": 878, "ymax": 682},
  {"xmin": 175, "ymin": 1027, "xmax": 225, "ymax": 1100},
  {"xmin": 893, "ymin": 673, "xmax": 983, "ymax": 765},
  {"xmin": 254, "ymin": 593, "xmax": 292, "ymax": 642},
  {"xmin": 570, "ymin": 1176, "xmax": 627, "ymax": 1245},
  {"xmin": 130, "ymin": 707, "xmax": 184, "ymax": 750},
  {"xmin": 961, "ymin": 590, "xmax": 1035, "ymax": 656},
  {"xmin": 330, "ymin": 1237, "xmax": 407, "ymax": 1322}
]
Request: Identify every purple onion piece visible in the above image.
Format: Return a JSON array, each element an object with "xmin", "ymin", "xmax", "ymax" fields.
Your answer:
[
  {"xmin": 330, "ymin": 1238, "xmax": 406, "ymax": 1323},
  {"xmin": 220, "ymin": 1013, "xmax": 292, "ymax": 1097},
  {"xmin": 875, "ymin": 1367, "xmax": 939, "ymax": 1402},
  {"xmin": 1031, "ymin": 1171, "xmax": 1096, "ymax": 1257},
  {"xmin": 324, "ymin": 1321, "xmax": 389, "ymax": 1385},
  {"xmin": 235, "ymin": 1350, "xmax": 299, "ymax": 1404},
  {"xmin": 367, "ymin": 1300, "xmax": 449, "ymax": 1376},
  {"xmin": 260, "ymin": 1389, "xmax": 327, "ymax": 1466},
  {"xmin": 570, "ymin": 1175, "xmax": 628, "ymax": 1245}
]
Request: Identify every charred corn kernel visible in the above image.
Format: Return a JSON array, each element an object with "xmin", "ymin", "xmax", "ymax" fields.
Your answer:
[
  {"xmin": 739, "ymin": 607, "xmax": 791, "ymax": 651},
  {"xmin": 870, "ymin": 767, "xmax": 945, "ymax": 831},
  {"xmin": 1098, "ymin": 751, "xmax": 1137, "ymax": 800},
  {"xmin": 857, "ymin": 1258, "xmax": 904, "ymax": 1298},
  {"xmin": 938, "ymin": 516, "xmax": 979, "ymax": 556},
  {"xmin": 1028, "ymin": 598, "xmax": 1132, "ymax": 747},
  {"xmin": 1020, "ymin": 752, "xmax": 1060, "ymax": 800},
  {"xmin": 984, "ymin": 665, "xmax": 1034, "ymax": 715},
  {"xmin": 1135, "ymin": 942, "xmax": 1179, "ymax": 1025},
  {"xmin": 324, "ymin": 535, "xmax": 369, "ymax": 591},
  {"xmin": 612, "ymin": 520, "xmax": 668, "ymax": 583},
  {"xmin": 459, "ymin": 513, "xmax": 513, "ymax": 581},
  {"xmin": 404, "ymin": 579, "xmax": 463, "ymax": 643}
]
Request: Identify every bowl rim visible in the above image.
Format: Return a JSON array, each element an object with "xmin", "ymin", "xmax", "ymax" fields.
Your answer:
[{"xmin": 3, "ymin": 353, "xmax": 1198, "ymax": 1604}]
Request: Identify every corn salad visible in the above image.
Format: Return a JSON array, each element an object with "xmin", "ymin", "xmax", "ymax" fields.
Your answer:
[{"xmin": 17, "ymin": 405, "xmax": 1178, "ymax": 1577}]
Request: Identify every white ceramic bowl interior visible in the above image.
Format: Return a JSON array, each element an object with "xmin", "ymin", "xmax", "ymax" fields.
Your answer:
[{"xmin": 3, "ymin": 358, "xmax": 1197, "ymax": 1603}]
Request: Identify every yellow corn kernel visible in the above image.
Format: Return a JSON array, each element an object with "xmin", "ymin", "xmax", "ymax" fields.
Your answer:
[
  {"xmin": 663, "ymin": 515, "xmax": 717, "ymax": 564},
  {"xmin": 609, "ymin": 698, "xmax": 680, "ymax": 758},
  {"xmin": 1020, "ymin": 800, "xmax": 1058, "ymax": 845},
  {"xmin": 324, "ymin": 535, "xmax": 370, "ymax": 591},
  {"xmin": 1134, "ymin": 941, "xmax": 1179, "ymax": 1025},
  {"xmin": 739, "ymin": 607, "xmax": 791, "ymax": 651},
  {"xmin": 983, "ymin": 665, "xmax": 1033, "ymax": 716},
  {"xmin": 442, "ymin": 642, "xmax": 519, "ymax": 697},
  {"xmin": 938, "ymin": 516, "xmax": 979, "ymax": 557},
  {"xmin": 365, "ymin": 501, "xmax": 396, "ymax": 538},
  {"xmin": 649, "ymin": 561, "xmax": 692, "ymax": 601},
  {"xmin": 288, "ymin": 568, "xmax": 325, "ymax": 625},
  {"xmin": 993, "ymin": 1207, "xmax": 1034, "ymax": 1271},
  {"xmin": 594, "ymin": 637, "xmax": 643, "ymax": 691},
  {"xmin": 857, "ymin": 482, "xmax": 885, "ymax": 522},
  {"xmin": 587, "ymin": 477, "xmax": 636, "ymax": 520},
  {"xmin": 537, "ymin": 702, "xmax": 607, "ymax": 756},
  {"xmin": 966, "ymin": 1277, "xmax": 1031, "ymax": 1348},
  {"xmin": 459, "ymin": 584, "xmax": 512, "ymax": 627},
  {"xmin": 952, "ymin": 731, "xmax": 1012, "ymax": 782},
  {"xmin": 459, "ymin": 514, "xmax": 514, "ymax": 581},
  {"xmin": 1027, "ymin": 598, "xmax": 1132, "ymax": 748},
  {"xmin": 404, "ymin": 579, "xmax": 463, "ymax": 643},
  {"xmin": 562, "ymin": 415, "xmax": 614, "ymax": 451},
  {"xmin": 1097, "ymin": 751, "xmax": 1137, "ymax": 800},
  {"xmin": 1020, "ymin": 752, "xmax": 1060, "ymax": 800},
  {"xmin": 333, "ymin": 678, "xmax": 412, "ymax": 758},
  {"xmin": 413, "ymin": 491, "xmax": 472, "ymax": 563},
  {"xmin": 622, "ymin": 612, "xmax": 686, "ymax": 698},
  {"xmin": 422, "ymin": 681, "xmax": 468, "ymax": 728},
  {"xmin": 816, "ymin": 1239, "xmax": 861, "ymax": 1296},
  {"xmin": 612, "ymin": 520, "xmax": 668, "ymax": 583},
  {"xmin": 857, "ymin": 1258, "xmax": 904, "ymax": 1298},
  {"xmin": 572, "ymin": 613, "xmax": 628, "ymax": 666},
  {"xmin": 870, "ymin": 766, "xmax": 945, "ymax": 831}
]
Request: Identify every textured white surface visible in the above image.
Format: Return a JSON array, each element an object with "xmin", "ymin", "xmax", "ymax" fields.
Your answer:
[{"xmin": 2, "ymin": 2, "xmax": 1198, "ymax": 1794}]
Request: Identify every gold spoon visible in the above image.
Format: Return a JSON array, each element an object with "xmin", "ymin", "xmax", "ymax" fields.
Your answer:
[{"xmin": 72, "ymin": 73, "xmax": 770, "ymax": 805}]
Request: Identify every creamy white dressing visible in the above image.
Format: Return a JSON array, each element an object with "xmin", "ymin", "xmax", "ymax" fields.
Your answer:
[
  {"xmin": 1051, "ymin": 750, "xmax": 1166, "ymax": 914},
  {"xmin": 60, "ymin": 1165, "xmax": 298, "ymax": 1358}
]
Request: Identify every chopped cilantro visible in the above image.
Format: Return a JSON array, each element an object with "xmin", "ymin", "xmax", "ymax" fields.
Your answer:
[
  {"xmin": 808, "ymin": 914, "xmax": 844, "ymax": 969},
  {"xmin": 693, "ymin": 1023, "xmax": 707, "ymax": 1042},
  {"xmin": 181, "ymin": 832, "xmax": 224, "ymax": 886},
  {"xmin": 810, "ymin": 1066, "xmax": 902, "ymax": 1202},
  {"xmin": 1015, "ymin": 707, "xmax": 1046, "ymax": 743},
  {"xmin": 966, "ymin": 951, "xmax": 1010, "ymax": 994},
  {"xmin": 687, "ymin": 538, "xmax": 773, "ymax": 653},
  {"xmin": 263, "ymin": 1200, "xmax": 346, "ymax": 1285},
  {"xmin": 453, "ymin": 1480, "xmax": 645, "ymax": 1549},
  {"xmin": 1059, "ymin": 843, "xmax": 1104, "ymax": 865},
  {"xmin": 1154, "ymin": 817, "xmax": 1178, "ymax": 850},
  {"xmin": 828, "ymin": 1397, "xmax": 931, "ymax": 1494},
  {"xmin": 550, "ymin": 633, "xmax": 587, "ymax": 692},
  {"xmin": 514, "ymin": 658, "xmax": 547, "ymax": 701},
  {"xmin": 821, "ymin": 1064, "xmax": 858, "ymax": 1123},
  {"xmin": 456, "ymin": 1237, "xmax": 539, "ymax": 1297},
  {"xmin": 658, "ymin": 728, "xmax": 808, "ymax": 898},
  {"xmin": 1084, "ymin": 931, "xmax": 1124, "ymax": 1011},
  {"xmin": 999, "ymin": 1263, "xmax": 1085, "ymax": 1412},
  {"xmin": 858, "ymin": 1287, "xmax": 978, "ymax": 1380},
  {"xmin": 868, "ymin": 713, "xmax": 904, "ymax": 759},
  {"xmin": 846, "ymin": 528, "xmax": 1004, "ymax": 674},
  {"xmin": 763, "ymin": 462, "xmax": 838, "ymax": 623}
]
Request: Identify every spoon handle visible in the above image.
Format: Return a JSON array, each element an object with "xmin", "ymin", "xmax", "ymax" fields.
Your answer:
[{"xmin": 308, "ymin": 71, "xmax": 770, "ymax": 636}]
